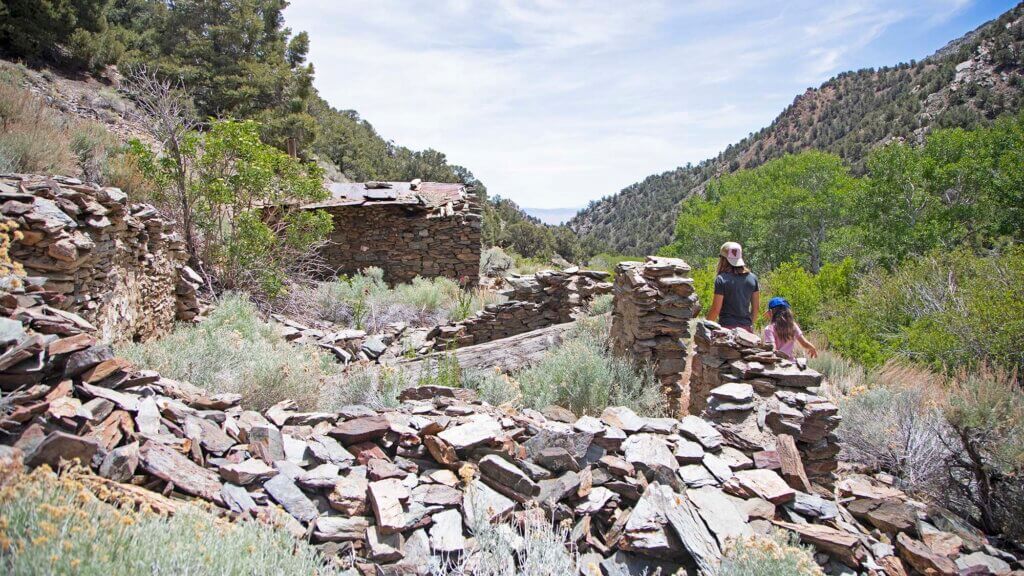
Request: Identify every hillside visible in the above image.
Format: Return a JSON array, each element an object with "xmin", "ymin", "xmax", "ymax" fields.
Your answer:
[{"xmin": 569, "ymin": 3, "xmax": 1024, "ymax": 256}]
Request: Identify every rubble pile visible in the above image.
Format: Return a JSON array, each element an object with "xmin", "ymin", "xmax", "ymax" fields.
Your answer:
[
  {"xmin": 0, "ymin": 174, "xmax": 200, "ymax": 341},
  {"xmin": 273, "ymin": 314, "xmax": 413, "ymax": 365},
  {"xmin": 692, "ymin": 320, "xmax": 842, "ymax": 485},
  {"xmin": 427, "ymin": 268, "xmax": 611, "ymax": 350},
  {"xmin": 4, "ymin": 294, "xmax": 1016, "ymax": 575},
  {"xmin": 610, "ymin": 257, "xmax": 699, "ymax": 416}
]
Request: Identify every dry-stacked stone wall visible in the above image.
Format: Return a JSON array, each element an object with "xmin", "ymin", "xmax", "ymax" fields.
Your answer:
[
  {"xmin": 428, "ymin": 268, "xmax": 611, "ymax": 350},
  {"xmin": 609, "ymin": 257, "xmax": 699, "ymax": 416},
  {"xmin": 1, "ymin": 174, "xmax": 200, "ymax": 342},
  {"xmin": 692, "ymin": 320, "xmax": 841, "ymax": 485},
  {"xmin": 319, "ymin": 197, "xmax": 482, "ymax": 286}
]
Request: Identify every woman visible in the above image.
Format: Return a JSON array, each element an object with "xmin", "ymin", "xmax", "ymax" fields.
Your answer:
[{"xmin": 706, "ymin": 241, "xmax": 759, "ymax": 333}]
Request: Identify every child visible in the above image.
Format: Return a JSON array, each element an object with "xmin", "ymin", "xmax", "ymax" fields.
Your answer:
[{"xmin": 763, "ymin": 297, "xmax": 818, "ymax": 360}]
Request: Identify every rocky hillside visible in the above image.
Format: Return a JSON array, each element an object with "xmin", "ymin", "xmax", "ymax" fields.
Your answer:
[{"xmin": 569, "ymin": 4, "xmax": 1024, "ymax": 256}]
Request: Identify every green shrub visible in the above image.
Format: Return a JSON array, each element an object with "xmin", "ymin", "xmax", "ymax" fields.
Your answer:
[
  {"xmin": 119, "ymin": 294, "xmax": 339, "ymax": 411},
  {"xmin": 0, "ymin": 467, "xmax": 340, "ymax": 575},
  {"xmin": 513, "ymin": 315, "xmax": 663, "ymax": 416},
  {"xmin": 761, "ymin": 258, "xmax": 856, "ymax": 330},
  {"xmin": 586, "ymin": 293, "xmax": 614, "ymax": 315},
  {"xmin": 432, "ymin": 488, "xmax": 578, "ymax": 576},
  {"xmin": 837, "ymin": 362, "xmax": 951, "ymax": 493},
  {"xmin": 463, "ymin": 368, "xmax": 522, "ymax": 408},
  {"xmin": 721, "ymin": 530, "xmax": 824, "ymax": 576},
  {"xmin": 586, "ymin": 252, "xmax": 642, "ymax": 277},
  {"xmin": 820, "ymin": 246, "xmax": 1024, "ymax": 372}
]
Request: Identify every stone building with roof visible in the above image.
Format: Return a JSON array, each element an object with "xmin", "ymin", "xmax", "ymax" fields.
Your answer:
[{"xmin": 302, "ymin": 180, "xmax": 481, "ymax": 285}]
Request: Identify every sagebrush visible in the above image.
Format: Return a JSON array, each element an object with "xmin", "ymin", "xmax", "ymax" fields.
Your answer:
[
  {"xmin": 119, "ymin": 294, "xmax": 339, "ymax": 411},
  {"xmin": 0, "ymin": 466, "xmax": 340, "ymax": 575}
]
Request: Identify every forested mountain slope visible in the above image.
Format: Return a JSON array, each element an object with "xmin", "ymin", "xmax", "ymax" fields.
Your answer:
[{"xmin": 569, "ymin": 4, "xmax": 1024, "ymax": 256}]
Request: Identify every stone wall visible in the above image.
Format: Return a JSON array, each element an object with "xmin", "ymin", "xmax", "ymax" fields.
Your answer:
[
  {"xmin": 427, "ymin": 268, "xmax": 611, "ymax": 350},
  {"xmin": 317, "ymin": 196, "xmax": 481, "ymax": 286},
  {"xmin": 609, "ymin": 257, "xmax": 699, "ymax": 416},
  {"xmin": 692, "ymin": 320, "xmax": 841, "ymax": 484},
  {"xmin": 1, "ymin": 174, "xmax": 199, "ymax": 343}
]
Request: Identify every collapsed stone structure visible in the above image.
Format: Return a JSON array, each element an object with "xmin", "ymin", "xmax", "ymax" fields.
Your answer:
[
  {"xmin": 427, "ymin": 267, "xmax": 612, "ymax": 350},
  {"xmin": 610, "ymin": 257, "xmax": 699, "ymax": 416},
  {"xmin": 308, "ymin": 181, "xmax": 481, "ymax": 286},
  {"xmin": 692, "ymin": 320, "xmax": 841, "ymax": 486},
  {"xmin": 0, "ymin": 174, "xmax": 200, "ymax": 342},
  {"xmin": 1, "ymin": 288, "xmax": 1018, "ymax": 576}
]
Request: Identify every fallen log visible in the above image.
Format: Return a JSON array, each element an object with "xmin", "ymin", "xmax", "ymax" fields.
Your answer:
[{"xmin": 393, "ymin": 320, "xmax": 575, "ymax": 377}]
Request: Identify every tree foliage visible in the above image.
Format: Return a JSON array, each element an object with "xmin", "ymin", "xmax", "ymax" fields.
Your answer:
[
  {"xmin": 663, "ymin": 151, "xmax": 856, "ymax": 272},
  {"xmin": 571, "ymin": 4, "xmax": 1024, "ymax": 255},
  {"xmin": 131, "ymin": 119, "xmax": 331, "ymax": 298}
]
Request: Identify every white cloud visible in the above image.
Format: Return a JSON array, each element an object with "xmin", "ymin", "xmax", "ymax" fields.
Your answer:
[{"xmin": 285, "ymin": 0, "xmax": 981, "ymax": 209}]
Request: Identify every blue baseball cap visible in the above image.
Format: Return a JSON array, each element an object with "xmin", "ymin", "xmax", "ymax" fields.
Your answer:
[{"xmin": 768, "ymin": 297, "xmax": 790, "ymax": 310}]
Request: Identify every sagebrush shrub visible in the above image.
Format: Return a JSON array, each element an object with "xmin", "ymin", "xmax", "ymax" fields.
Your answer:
[
  {"xmin": 284, "ymin": 268, "xmax": 503, "ymax": 332},
  {"xmin": 119, "ymin": 294, "xmax": 339, "ymax": 411},
  {"xmin": 721, "ymin": 530, "xmax": 824, "ymax": 576},
  {"xmin": 837, "ymin": 362, "xmax": 951, "ymax": 494},
  {"xmin": 0, "ymin": 467, "xmax": 340, "ymax": 575},
  {"xmin": 513, "ymin": 315, "xmax": 663, "ymax": 416}
]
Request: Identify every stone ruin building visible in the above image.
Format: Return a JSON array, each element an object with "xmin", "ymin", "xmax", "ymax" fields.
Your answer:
[
  {"xmin": 1, "ymin": 180, "xmax": 1020, "ymax": 575},
  {"xmin": 305, "ymin": 180, "xmax": 482, "ymax": 286}
]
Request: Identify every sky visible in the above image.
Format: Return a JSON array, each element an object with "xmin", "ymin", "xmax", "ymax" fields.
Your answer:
[{"xmin": 284, "ymin": 0, "xmax": 1018, "ymax": 214}]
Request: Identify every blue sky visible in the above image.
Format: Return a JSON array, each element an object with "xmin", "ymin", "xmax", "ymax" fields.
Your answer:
[{"xmin": 284, "ymin": 0, "xmax": 1018, "ymax": 211}]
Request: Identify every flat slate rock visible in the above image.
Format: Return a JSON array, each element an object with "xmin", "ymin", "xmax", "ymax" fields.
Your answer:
[
  {"xmin": 653, "ymin": 484, "xmax": 721, "ymax": 575},
  {"xmin": 688, "ymin": 486, "xmax": 752, "ymax": 549},
  {"xmin": 139, "ymin": 441, "xmax": 223, "ymax": 505},
  {"xmin": 369, "ymin": 478, "xmax": 411, "ymax": 534},
  {"xmin": 678, "ymin": 464, "xmax": 718, "ymax": 488},
  {"xmin": 678, "ymin": 415, "xmax": 723, "ymax": 450},
  {"xmin": 673, "ymin": 439, "xmax": 705, "ymax": 464},
  {"xmin": 314, "ymin": 516, "xmax": 371, "ymax": 542},
  {"xmin": 776, "ymin": 521, "xmax": 865, "ymax": 567},
  {"xmin": 436, "ymin": 415, "xmax": 501, "ymax": 451},
  {"xmin": 331, "ymin": 415, "xmax": 390, "ymax": 444},
  {"xmin": 218, "ymin": 458, "xmax": 278, "ymax": 485},
  {"xmin": 848, "ymin": 498, "xmax": 918, "ymax": 535},
  {"xmin": 622, "ymin": 433, "xmax": 678, "ymax": 475},
  {"xmin": 429, "ymin": 508, "xmax": 465, "ymax": 553},
  {"xmin": 600, "ymin": 406, "xmax": 645, "ymax": 433},
  {"xmin": 25, "ymin": 431, "xmax": 99, "ymax": 469},
  {"xmin": 479, "ymin": 454, "xmax": 539, "ymax": 498},
  {"xmin": 725, "ymin": 469, "xmax": 795, "ymax": 504},
  {"xmin": 249, "ymin": 425, "xmax": 286, "ymax": 463},
  {"xmin": 896, "ymin": 532, "xmax": 957, "ymax": 576},
  {"xmin": 264, "ymin": 474, "xmax": 319, "ymax": 524},
  {"xmin": 710, "ymin": 382, "xmax": 754, "ymax": 403}
]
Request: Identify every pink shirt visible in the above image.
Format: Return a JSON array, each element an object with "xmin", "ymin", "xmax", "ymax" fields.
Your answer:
[{"xmin": 764, "ymin": 322, "xmax": 803, "ymax": 360}]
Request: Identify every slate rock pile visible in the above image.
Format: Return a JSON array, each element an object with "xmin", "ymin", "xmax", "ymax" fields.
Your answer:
[
  {"xmin": 692, "ymin": 320, "xmax": 841, "ymax": 485},
  {"xmin": 610, "ymin": 257, "xmax": 699, "ymax": 416},
  {"xmin": 0, "ymin": 174, "xmax": 200, "ymax": 341},
  {"xmin": 1, "ymin": 297, "xmax": 1020, "ymax": 575},
  {"xmin": 273, "ymin": 314, "xmax": 412, "ymax": 365},
  {"xmin": 427, "ymin": 267, "xmax": 612, "ymax": 350}
]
